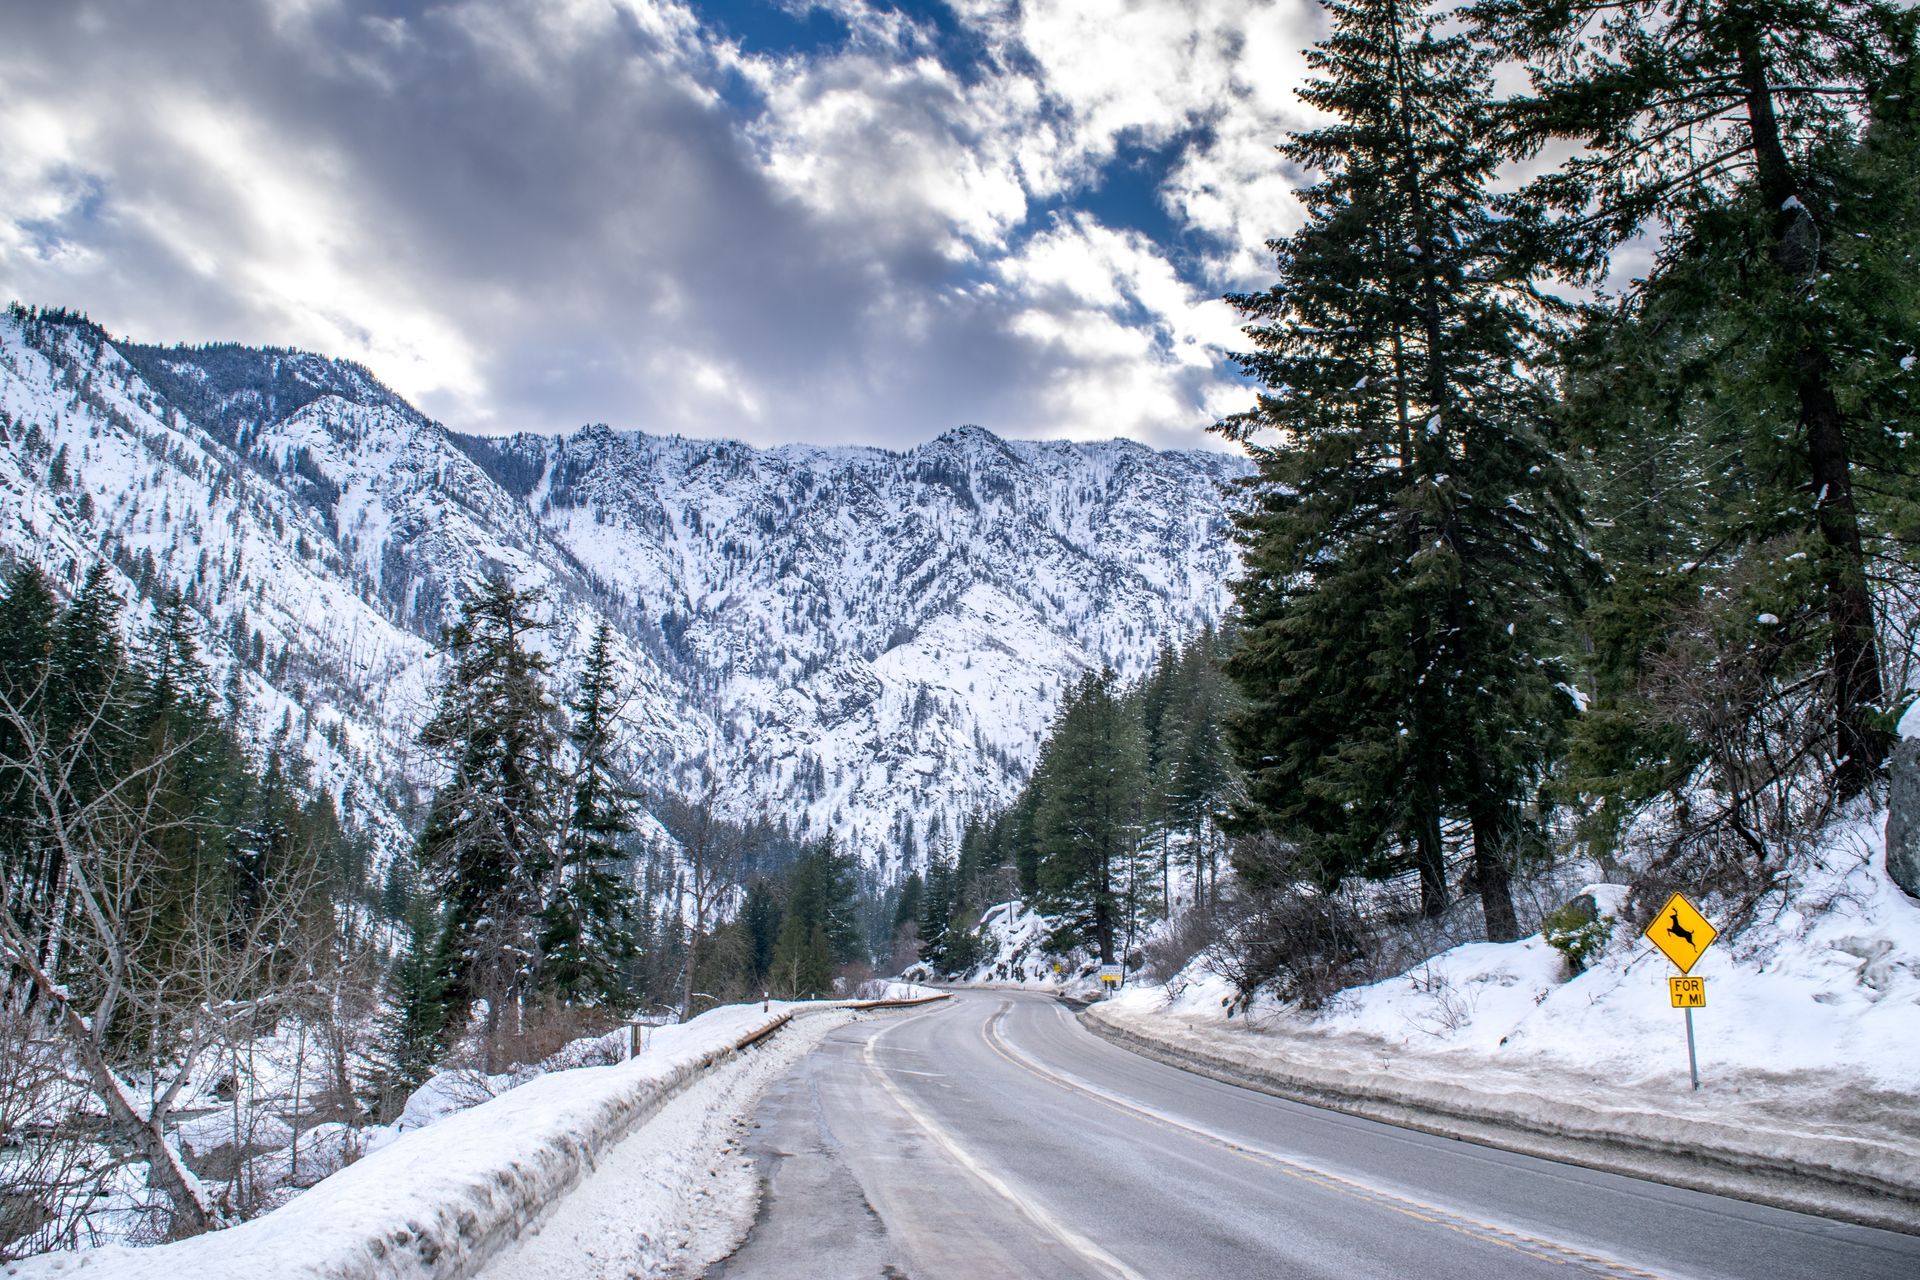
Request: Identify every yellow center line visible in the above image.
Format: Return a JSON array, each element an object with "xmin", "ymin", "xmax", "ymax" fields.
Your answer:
[{"xmin": 981, "ymin": 1002, "xmax": 1673, "ymax": 1280}]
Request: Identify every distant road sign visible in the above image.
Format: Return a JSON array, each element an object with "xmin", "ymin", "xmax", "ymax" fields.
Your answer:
[
  {"xmin": 1644, "ymin": 892, "xmax": 1717, "ymax": 974},
  {"xmin": 1097, "ymin": 964, "xmax": 1123, "ymax": 986},
  {"xmin": 1668, "ymin": 976, "xmax": 1706, "ymax": 1008}
]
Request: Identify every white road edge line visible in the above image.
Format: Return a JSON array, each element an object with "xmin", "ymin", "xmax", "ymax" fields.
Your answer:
[
  {"xmin": 865, "ymin": 1007, "xmax": 1150, "ymax": 1280},
  {"xmin": 992, "ymin": 1002, "xmax": 1672, "ymax": 1280}
]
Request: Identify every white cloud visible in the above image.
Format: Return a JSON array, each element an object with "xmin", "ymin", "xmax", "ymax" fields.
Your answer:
[
  {"xmin": 0, "ymin": 0, "xmax": 1308, "ymax": 451},
  {"xmin": 955, "ymin": 0, "xmax": 1325, "ymax": 285},
  {"xmin": 989, "ymin": 214, "xmax": 1249, "ymax": 445}
]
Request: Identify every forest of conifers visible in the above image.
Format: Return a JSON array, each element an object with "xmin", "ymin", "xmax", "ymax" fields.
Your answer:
[{"xmin": 911, "ymin": 0, "xmax": 1920, "ymax": 990}]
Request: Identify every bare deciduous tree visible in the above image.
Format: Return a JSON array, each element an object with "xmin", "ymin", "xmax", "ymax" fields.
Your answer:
[
  {"xmin": 0, "ymin": 1006, "xmax": 98, "ymax": 1260},
  {"xmin": 667, "ymin": 769, "xmax": 740, "ymax": 1021},
  {"xmin": 0, "ymin": 678, "xmax": 330, "ymax": 1240}
]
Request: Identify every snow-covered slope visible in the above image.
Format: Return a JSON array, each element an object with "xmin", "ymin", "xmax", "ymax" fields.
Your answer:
[
  {"xmin": 0, "ymin": 308, "xmax": 1246, "ymax": 869},
  {"xmin": 1093, "ymin": 822, "xmax": 1920, "ymax": 1214}
]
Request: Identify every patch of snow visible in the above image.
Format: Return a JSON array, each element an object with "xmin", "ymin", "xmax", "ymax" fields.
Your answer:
[
  {"xmin": 5, "ymin": 1002, "xmax": 813, "ymax": 1280},
  {"xmin": 1098, "ymin": 822, "xmax": 1920, "ymax": 1205},
  {"xmin": 472, "ymin": 1009, "xmax": 851, "ymax": 1279}
]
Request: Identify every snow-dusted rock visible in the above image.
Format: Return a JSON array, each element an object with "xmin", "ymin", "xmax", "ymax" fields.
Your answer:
[{"xmin": 1886, "ymin": 737, "xmax": 1920, "ymax": 898}]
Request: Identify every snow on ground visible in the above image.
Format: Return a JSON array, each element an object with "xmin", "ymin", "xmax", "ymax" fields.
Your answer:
[
  {"xmin": 1089, "ymin": 819, "xmax": 1920, "ymax": 1217},
  {"xmin": 853, "ymin": 981, "xmax": 947, "ymax": 1001},
  {"xmin": 472, "ymin": 1008, "xmax": 852, "ymax": 1280},
  {"xmin": 926, "ymin": 899, "xmax": 1098, "ymax": 992},
  {"xmin": 1134, "ymin": 819, "xmax": 1919, "ymax": 1091},
  {"xmin": 4, "ymin": 1003, "xmax": 813, "ymax": 1280}
]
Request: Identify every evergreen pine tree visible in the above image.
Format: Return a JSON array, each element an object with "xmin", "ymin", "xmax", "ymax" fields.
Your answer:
[
  {"xmin": 0, "ymin": 566, "xmax": 59, "ymax": 839},
  {"xmin": 50, "ymin": 566, "xmax": 134, "ymax": 798},
  {"xmin": 916, "ymin": 849, "xmax": 956, "ymax": 969},
  {"xmin": 1215, "ymin": 0, "xmax": 1587, "ymax": 936},
  {"xmin": 415, "ymin": 577, "xmax": 560, "ymax": 1058},
  {"xmin": 540, "ymin": 622, "xmax": 640, "ymax": 1006},
  {"xmin": 376, "ymin": 892, "xmax": 449, "ymax": 1100},
  {"xmin": 740, "ymin": 877, "xmax": 783, "ymax": 990},
  {"xmin": 768, "ymin": 915, "xmax": 833, "ymax": 999},
  {"xmin": 1031, "ymin": 669, "xmax": 1144, "ymax": 961},
  {"xmin": 890, "ymin": 870, "xmax": 923, "ymax": 948},
  {"xmin": 130, "ymin": 591, "xmax": 240, "ymax": 990},
  {"xmin": 1472, "ymin": 0, "xmax": 1919, "ymax": 797},
  {"xmin": 780, "ymin": 834, "xmax": 861, "ymax": 965}
]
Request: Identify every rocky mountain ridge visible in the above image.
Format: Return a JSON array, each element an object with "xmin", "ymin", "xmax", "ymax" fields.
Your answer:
[{"xmin": 0, "ymin": 306, "xmax": 1247, "ymax": 875}]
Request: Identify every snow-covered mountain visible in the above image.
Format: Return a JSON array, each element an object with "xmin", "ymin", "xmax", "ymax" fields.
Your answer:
[{"xmin": 0, "ymin": 307, "xmax": 1247, "ymax": 872}]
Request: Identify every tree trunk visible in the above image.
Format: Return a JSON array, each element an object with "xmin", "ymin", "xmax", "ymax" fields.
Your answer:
[
  {"xmin": 1095, "ymin": 847, "xmax": 1115, "ymax": 964},
  {"xmin": 1468, "ymin": 793, "xmax": 1519, "ymax": 943},
  {"xmin": 1738, "ymin": 27, "xmax": 1888, "ymax": 798},
  {"xmin": 1161, "ymin": 822, "xmax": 1170, "ymax": 915},
  {"xmin": 679, "ymin": 928, "xmax": 701, "ymax": 1022},
  {"xmin": 1802, "ymin": 348, "xmax": 1889, "ymax": 797},
  {"xmin": 1413, "ymin": 802, "xmax": 1447, "ymax": 919},
  {"xmin": 480, "ymin": 987, "xmax": 501, "ymax": 1073}
]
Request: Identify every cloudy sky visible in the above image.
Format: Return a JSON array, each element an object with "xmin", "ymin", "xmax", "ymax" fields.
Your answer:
[{"xmin": 0, "ymin": 0, "xmax": 1327, "ymax": 449}]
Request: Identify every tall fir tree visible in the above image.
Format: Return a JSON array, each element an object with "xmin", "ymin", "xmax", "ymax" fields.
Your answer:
[
  {"xmin": 916, "ymin": 850, "xmax": 957, "ymax": 968},
  {"xmin": 767, "ymin": 914, "xmax": 833, "ymax": 999},
  {"xmin": 375, "ymin": 891, "xmax": 449, "ymax": 1101},
  {"xmin": 415, "ymin": 577, "xmax": 560, "ymax": 1059},
  {"xmin": 739, "ymin": 877, "xmax": 783, "ymax": 990},
  {"xmin": 1215, "ymin": 0, "xmax": 1587, "ymax": 936},
  {"xmin": 130, "ymin": 591, "xmax": 244, "ymax": 992},
  {"xmin": 1030, "ymin": 669, "xmax": 1144, "ymax": 961},
  {"xmin": 0, "ymin": 566, "xmax": 61, "ymax": 929},
  {"xmin": 540, "ymin": 622, "xmax": 640, "ymax": 1007},
  {"xmin": 1471, "ymin": 0, "xmax": 1920, "ymax": 797}
]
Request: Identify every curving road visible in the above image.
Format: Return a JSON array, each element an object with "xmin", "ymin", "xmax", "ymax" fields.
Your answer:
[{"xmin": 711, "ymin": 989, "xmax": 1919, "ymax": 1280}]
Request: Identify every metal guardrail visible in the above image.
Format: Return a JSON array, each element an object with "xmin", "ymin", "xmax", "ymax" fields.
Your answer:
[
  {"xmin": 729, "ymin": 1011, "xmax": 794, "ymax": 1051},
  {"xmin": 841, "ymin": 992, "xmax": 954, "ymax": 1011},
  {"xmin": 707, "ymin": 991, "xmax": 951, "ymax": 1058}
]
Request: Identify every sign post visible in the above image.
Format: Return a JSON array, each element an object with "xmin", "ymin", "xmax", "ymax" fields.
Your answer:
[
  {"xmin": 1644, "ymin": 893, "xmax": 1717, "ymax": 1091},
  {"xmin": 1667, "ymin": 976, "xmax": 1707, "ymax": 1090}
]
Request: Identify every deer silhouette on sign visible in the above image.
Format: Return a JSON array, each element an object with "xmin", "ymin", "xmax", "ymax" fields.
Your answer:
[{"xmin": 1666, "ymin": 910, "xmax": 1696, "ymax": 949}]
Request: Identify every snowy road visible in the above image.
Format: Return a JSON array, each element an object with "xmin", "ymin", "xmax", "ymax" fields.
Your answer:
[{"xmin": 712, "ymin": 989, "xmax": 1920, "ymax": 1280}]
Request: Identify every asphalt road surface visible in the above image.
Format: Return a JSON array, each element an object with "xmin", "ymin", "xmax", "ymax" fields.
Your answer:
[{"xmin": 711, "ymin": 989, "xmax": 1920, "ymax": 1280}]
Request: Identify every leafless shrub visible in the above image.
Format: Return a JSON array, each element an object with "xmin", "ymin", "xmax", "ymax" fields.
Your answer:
[
  {"xmin": 0, "ymin": 1009, "xmax": 96, "ymax": 1260},
  {"xmin": 882, "ymin": 921, "xmax": 922, "ymax": 979},
  {"xmin": 1616, "ymin": 569, "xmax": 1842, "ymax": 934},
  {"xmin": 449, "ymin": 997, "xmax": 627, "ymax": 1078},
  {"xmin": 1139, "ymin": 897, "xmax": 1233, "ymax": 986},
  {"xmin": 1205, "ymin": 885, "xmax": 1375, "ymax": 1010},
  {"xmin": 1404, "ymin": 964, "xmax": 1475, "ymax": 1039}
]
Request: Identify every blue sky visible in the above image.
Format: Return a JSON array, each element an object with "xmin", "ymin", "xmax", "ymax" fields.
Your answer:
[{"xmin": 0, "ymin": 1, "xmax": 1326, "ymax": 450}]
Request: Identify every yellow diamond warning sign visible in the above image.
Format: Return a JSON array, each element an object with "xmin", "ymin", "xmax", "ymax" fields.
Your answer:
[
  {"xmin": 1668, "ymin": 976, "xmax": 1706, "ymax": 1008},
  {"xmin": 1644, "ymin": 892, "xmax": 1717, "ymax": 974}
]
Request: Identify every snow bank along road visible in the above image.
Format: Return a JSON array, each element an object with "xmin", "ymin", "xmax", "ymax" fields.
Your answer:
[
  {"xmin": 712, "ymin": 990, "xmax": 1920, "ymax": 1280},
  {"xmin": 474, "ymin": 1008, "xmax": 857, "ymax": 1280}
]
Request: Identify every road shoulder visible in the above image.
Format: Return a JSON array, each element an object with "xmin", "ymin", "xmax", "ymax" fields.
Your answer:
[{"xmin": 1081, "ymin": 995, "xmax": 1920, "ymax": 1236}]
